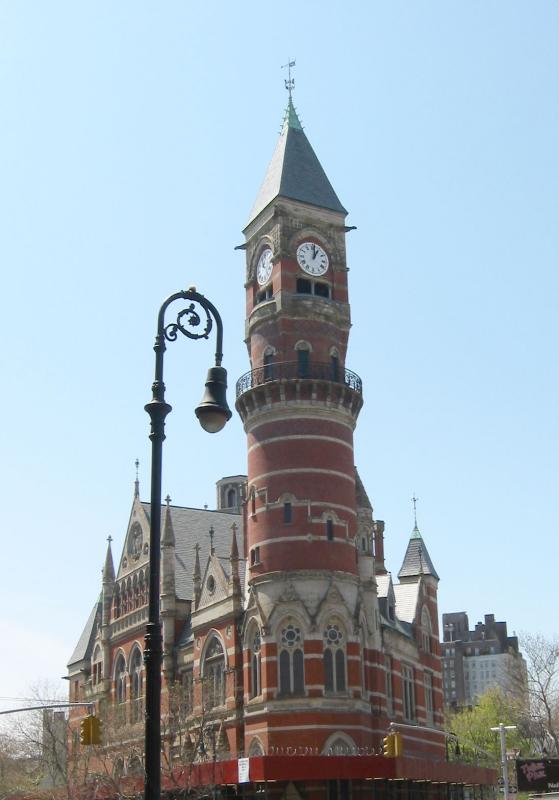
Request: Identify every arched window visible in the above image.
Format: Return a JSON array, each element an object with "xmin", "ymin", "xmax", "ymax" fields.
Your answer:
[
  {"xmin": 130, "ymin": 648, "xmax": 143, "ymax": 722},
  {"xmin": 114, "ymin": 654, "xmax": 127, "ymax": 722},
  {"xmin": 248, "ymin": 738, "xmax": 265, "ymax": 757},
  {"xmin": 139, "ymin": 571, "xmax": 147, "ymax": 606},
  {"xmin": 92, "ymin": 646, "xmax": 102, "ymax": 687},
  {"xmin": 326, "ymin": 518, "xmax": 334, "ymax": 541},
  {"xmin": 323, "ymin": 622, "xmax": 346, "ymax": 693},
  {"xmin": 263, "ymin": 347, "xmax": 275, "ymax": 382},
  {"xmin": 278, "ymin": 622, "xmax": 305, "ymax": 696},
  {"xmin": 249, "ymin": 630, "xmax": 262, "ymax": 699},
  {"xmin": 202, "ymin": 637, "xmax": 226, "ymax": 710},
  {"xmin": 323, "ymin": 734, "xmax": 356, "ymax": 756},
  {"xmin": 227, "ymin": 487, "xmax": 237, "ymax": 508},
  {"xmin": 421, "ymin": 606, "xmax": 432, "ymax": 654},
  {"xmin": 295, "ymin": 341, "xmax": 311, "ymax": 378},
  {"xmin": 113, "ymin": 586, "xmax": 121, "ymax": 619},
  {"xmin": 330, "ymin": 350, "xmax": 340, "ymax": 382},
  {"xmin": 133, "ymin": 575, "xmax": 139, "ymax": 609}
]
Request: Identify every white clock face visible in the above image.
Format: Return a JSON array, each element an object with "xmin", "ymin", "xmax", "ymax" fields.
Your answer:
[
  {"xmin": 296, "ymin": 241, "xmax": 329, "ymax": 276},
  {"xmin": 256, "ymin": 248, "xmax": 273, "ymax": 285}
]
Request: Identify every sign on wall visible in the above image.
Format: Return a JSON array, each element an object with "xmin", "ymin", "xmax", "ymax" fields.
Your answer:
[
  {"xmin": 516, "ymin": 759, "xmax": 559, "ymax": 793},
  {"xmin": 238, "ymin": 757, "xmax": 250, "ymax": 784}
]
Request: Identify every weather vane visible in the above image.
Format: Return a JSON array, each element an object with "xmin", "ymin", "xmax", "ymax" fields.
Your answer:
[
  {"xmin": 412, "ymin": 494, "xmax": 419, "ymax": 527},
  {"xmin": 282, "ymin": 58, "xmax": 296, "ymax": 99}
]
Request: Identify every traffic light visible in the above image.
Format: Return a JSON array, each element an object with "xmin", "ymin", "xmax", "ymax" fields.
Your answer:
[
  {"xmin": 79, "ymin": 717, "xmax": 91, "ymax": 746},
  {"xmin": 393, "ymin": 732, "xmax": 403, "ymax": 757},
  {"xmin": 383, "ymin": 733, "xmax": 395, "ymax": 757},
  {"xmin": 79, "ymin": 715, "xmax": 102, "ymax": 746},
  {"xmin": 89, "ymin": 715, "xmax": 102, "ymax": 745}
]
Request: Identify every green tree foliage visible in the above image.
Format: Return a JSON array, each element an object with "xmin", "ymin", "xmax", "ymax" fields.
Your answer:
[{"xmin": 447, "ymin": 687, "xmax": 531, "ymax": 767}]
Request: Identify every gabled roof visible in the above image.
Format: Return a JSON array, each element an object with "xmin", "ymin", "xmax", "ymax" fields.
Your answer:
[
  {"xmin": 140, "ymin": 503, "xmax": 245, "ymax": 601},
  {"xmin": 397, "ymin": 524, "xmax": 439, "ymax": 581},
  {"xmin": 67, "ymin": 599, "xmax": 101, "ymax": 667},
  {"xmin": 246, "ymin": 98, "xmax": 347, "ymax": 226}
]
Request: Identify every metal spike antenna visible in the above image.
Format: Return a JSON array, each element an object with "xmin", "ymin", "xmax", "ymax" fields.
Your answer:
[
  {"xmin": 282, "ymin": 58, "xmax": 296, "ymax": 100},
  {"xmin": 412, "ymin": 494, "xmax": 419, "ymax": 527}
]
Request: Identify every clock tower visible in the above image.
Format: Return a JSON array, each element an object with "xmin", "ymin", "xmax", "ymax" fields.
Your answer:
[{"xmin": 236, "ymin": 95, "xmax": 375, "ymax": 755}]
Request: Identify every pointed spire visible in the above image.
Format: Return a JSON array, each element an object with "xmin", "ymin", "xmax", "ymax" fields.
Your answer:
[
  {"xmin": 208, "ymin": 525, "xmax": 215, "ymax": 555},
  {"xmin": 230, "ymin": 522, "xmax": 239, "ymax": 561},
  {"xmin": 229, "ymin": 523, "xmax": 241, "ymax": 596},
  {"xmin": 102, "ymin": 535, "xmax": 115, "ymax": 583},
  {"xmin": 246, "ymin": 79, "xmax": 347, "ymax": 227},
  {"xmin": 162, "ymin": 495, "xmax": 175, "ymax": 547},
  {"xmin": 411, "ymin": 494, "xmax": 421, "ymax": 538},
  {"xmin": 134, "ymin": 458, "xmax": 140, "ymax": 498},
  {"xmin": 193, "ymin": 543, "xmax": 202, "ymax": 609},
  {"xmin": 397, "ymin": 498, "xmax": 439, "ymax": 581}
]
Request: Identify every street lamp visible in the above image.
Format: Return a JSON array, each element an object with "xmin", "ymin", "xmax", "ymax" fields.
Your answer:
[{"xmin": 143, "ymin": 288, "xmax": 232, "ymax": 800}]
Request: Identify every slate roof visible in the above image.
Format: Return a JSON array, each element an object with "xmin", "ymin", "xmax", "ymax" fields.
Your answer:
[
  {"xmin": 393, "ymin": 583, "xmax": 421, "ymax": 624},
  {"xmin": 375, "ymin": 573, "xmax": 391, "ymax": 598},
  {"xmin": 67, "ymin": 599, "xmax": 101, "ymax": 667},
  {"xmin": 247, "ymin": 99, "xmax": 347, "ymax": 226},
  {"xmin": 141, "ymin": 503, "xmax": 244, "ymax": 602},
  {"xmin": 397, "ymin": 525, "xmax": 439, "ymax": 580}
]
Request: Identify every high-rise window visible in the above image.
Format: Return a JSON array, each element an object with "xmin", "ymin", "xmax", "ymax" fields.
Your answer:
[
  {"xmin": 424, "ymin": 672, "xmax": 434, "ymax": 723},
  {"xmin": 297, "ymin": 348, "xmax": 310, "ymax": 378},
  {"xmin": 402, "ymin": 664, "xmax": 415, "ymax": 720},
  {"xmin": 250, "ymin": 630, "xmax": 262, "ymax": 699},
  {"xmin": 263, "ymin": 350, "xmax": 274, "ymax": 381},
  {"xmin": 385, "ymin": 656, "xmax": 393, "ymax": 715},
  {"xmin": 323, "ymin": 623, "xmax": 346, "ymax": 693},
  {"xmin": 284, "ymin": 502, "xmax": 292, "ymax": 523},
  {"xmin": 203, "ymin": 638, "xmax": 226, "ymax": 710},
  {"xmin": 131, "ymin": 648, "xmax": 144, "ymax": 723},
  {"xmin": 278, "ymin": 623, "xmax": 304, "ymax": 696}
]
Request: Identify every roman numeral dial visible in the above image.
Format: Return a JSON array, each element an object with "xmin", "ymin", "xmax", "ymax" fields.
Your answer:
[{"xmin": 296, "ymin": 241, "xmax": 329, "ymax": 276}]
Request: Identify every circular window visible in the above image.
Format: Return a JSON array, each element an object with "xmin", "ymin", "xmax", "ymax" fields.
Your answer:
[
  {"xmin": 324, "ymin": 624, "xmax": 343, "ymax": 646},
  {"xmin": 281, "ymin": 624, "xmax": 301, "ymax": 647},
  {"xmin": 207, "ymin": 575, "xmax": 216, "ymax": 594}
]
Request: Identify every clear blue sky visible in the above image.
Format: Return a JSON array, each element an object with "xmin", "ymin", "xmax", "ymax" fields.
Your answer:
[{"xmin": 1, "ymin": 1, "xmax": 557, "ymax": 707}]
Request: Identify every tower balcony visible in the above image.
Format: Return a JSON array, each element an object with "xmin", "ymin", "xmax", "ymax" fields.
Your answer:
[{"xmin": 236, "ymin": 360, "xmax": 363, "ymax": 398}]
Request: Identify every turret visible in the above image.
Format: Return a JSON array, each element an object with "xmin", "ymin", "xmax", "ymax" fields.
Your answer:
[{"xmin": 235, "ymin": 86, "xmax": 369, "ymax": 754}]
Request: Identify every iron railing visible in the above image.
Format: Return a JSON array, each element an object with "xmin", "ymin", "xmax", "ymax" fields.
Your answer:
[{"xmin": 236, "ymin": 360, "xmax": 362, "ymax": 398}]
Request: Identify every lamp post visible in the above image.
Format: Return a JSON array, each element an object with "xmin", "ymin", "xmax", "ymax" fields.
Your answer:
[
  {"xmin": 491, "ymin": 723, "xmax": 517, "ymax": 800},
  {"xmin": 143, "ymin": 288, "xmax": 232, "ymax": 800}
]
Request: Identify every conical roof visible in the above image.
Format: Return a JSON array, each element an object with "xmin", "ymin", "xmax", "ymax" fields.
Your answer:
[
  {"xmin": 397, "ymin": 524, "xmax": 439, "ymax": 581},
  {"xmin": 102, "ymin": 538, "xmax": 115, "ymax": 582},
  {"xmin": 246, "ymin": 98, "xmax": 347, "ymax": 226}
]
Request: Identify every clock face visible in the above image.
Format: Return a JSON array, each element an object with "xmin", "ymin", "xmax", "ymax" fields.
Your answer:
[
  {"xmin": 256, "ymin": 248, "xmax": 273, "ymax": 285},
  {"xmin": 296, "ymin": 241, "xmax": 329, "ymax": 276}
]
